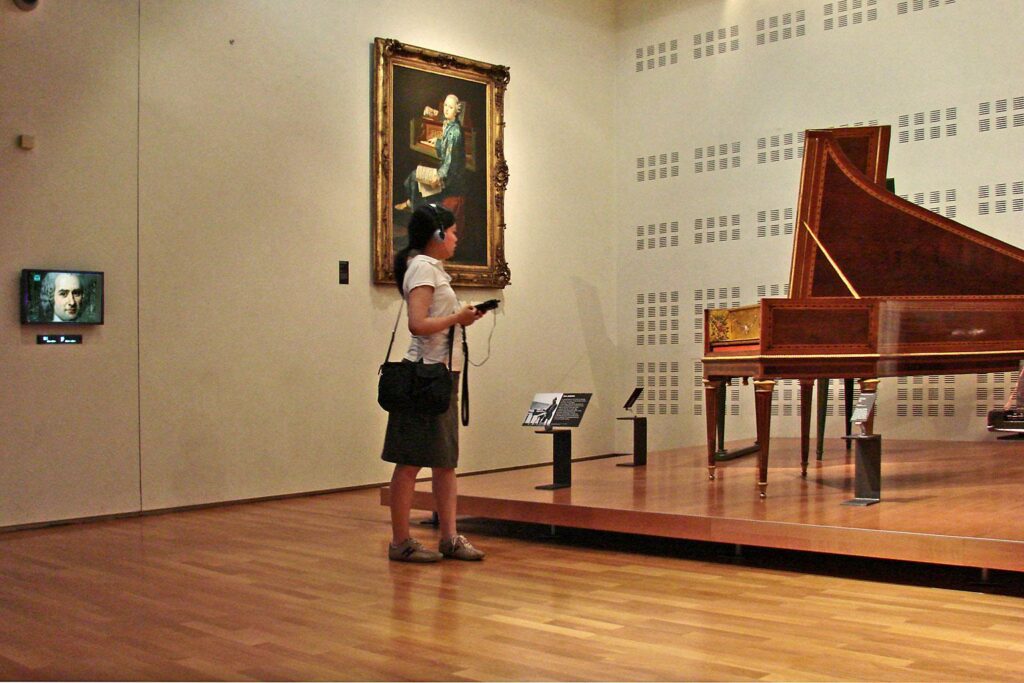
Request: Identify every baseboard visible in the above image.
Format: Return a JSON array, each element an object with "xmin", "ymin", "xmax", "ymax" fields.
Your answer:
[{"xmin": 0, "ymin": 453, "xmax": 625, "ymax": 533}]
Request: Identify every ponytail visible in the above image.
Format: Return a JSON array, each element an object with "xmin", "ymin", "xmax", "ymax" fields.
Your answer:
[{"xmin": 393, "ymin": 247, "xmax": 420, "ymax": 295}]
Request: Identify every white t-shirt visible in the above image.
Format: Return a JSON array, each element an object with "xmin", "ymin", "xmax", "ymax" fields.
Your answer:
[{"xmin": 403, "ymin": 254, "xmax": 462, "ymax": 365}]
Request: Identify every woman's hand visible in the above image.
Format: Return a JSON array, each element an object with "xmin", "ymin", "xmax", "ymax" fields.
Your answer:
[{"xmin": 455, "ymin": 304, "xmax": 485, "ymax": 327}]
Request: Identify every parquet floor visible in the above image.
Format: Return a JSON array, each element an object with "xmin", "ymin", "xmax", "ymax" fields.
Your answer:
[{"xmin": 1, "ymin": 484, "xmax": 1023, "ymax": 681}]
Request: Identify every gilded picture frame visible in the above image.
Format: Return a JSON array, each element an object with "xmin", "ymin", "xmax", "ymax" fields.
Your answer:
[{"xmin": 372, "ymin": 37, "xmax": 510, "ymax": 288}]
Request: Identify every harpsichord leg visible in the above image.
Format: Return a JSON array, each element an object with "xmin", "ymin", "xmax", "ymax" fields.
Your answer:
[
  {"xmin": 753, "ymin": 380, "xmax": 776, "ymax": 498},
  {"xmin": 815, "ymin": 378, "xmax": 829, "ymax": 460},
  {"xmin": 844, "ymin": 378, "xmax": 856, "ymax": 449},
  {"xmin": 800, "ymin": 379, "xmax": 814, "ymax": 477},
  {"xmin": 703, "ymin": 379, "xmax": 722, "ymax": 480}
]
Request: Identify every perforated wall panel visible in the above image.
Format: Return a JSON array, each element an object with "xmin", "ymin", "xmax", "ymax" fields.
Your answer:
[{"xmin": 618, "ymin": 0, "xmax": 1024, "ymax": 448}]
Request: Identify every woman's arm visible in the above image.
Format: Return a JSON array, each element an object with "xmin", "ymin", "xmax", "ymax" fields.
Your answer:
[{"xmin": 407, "ymin": 285, "xmax": 481, "ymax": 336}]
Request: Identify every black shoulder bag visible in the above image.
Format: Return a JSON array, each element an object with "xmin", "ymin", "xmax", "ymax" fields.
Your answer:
[{"xmin": 377, "ymin": 302, "xmax": 470, "ymax": 424}]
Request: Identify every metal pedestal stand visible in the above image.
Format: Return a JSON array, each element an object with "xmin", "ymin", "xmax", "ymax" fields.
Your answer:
[
  {"xmin": 535, "ymin": 428, "xmax": 572, "ymax": 490},
  {"xmin": 842, "ymin": 434, "xmax": 882, "ymax": 505},
  {"xmin": 842, "ymin": 385, "xmax": 881, "ymax": 506},
  {"xmin": 615, "ymin": 416, "xmax": 647, "ymax": 467}
]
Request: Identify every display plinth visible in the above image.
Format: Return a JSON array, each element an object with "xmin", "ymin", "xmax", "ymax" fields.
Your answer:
[
  {"xmin": 534, "ymin": 428, "xmax": 572, "ymax": 490},
  {"xmin": 615, "ymin": 416, "xmax": 647, "ymax": 467},
  {"xmin": 842, "ymin": 433, "xmax": 882, "ymax": 506}
]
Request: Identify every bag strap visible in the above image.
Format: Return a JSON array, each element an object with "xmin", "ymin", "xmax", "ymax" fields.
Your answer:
[
  {"xmin": 381, "ymin": 300, "xmax": 405, "ymax": 369},
  {"xmin": 446, "ymin": 325, "xmax": 454, "ymax": 370},
  {"xmin": 460, "ymin": 325, "xmax": 469, "ymax": 426},
  {"xmin": 441, "ymin": 322, "xmax": 466, "ymax": 425}
]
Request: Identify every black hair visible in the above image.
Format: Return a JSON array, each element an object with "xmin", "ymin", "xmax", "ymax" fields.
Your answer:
[{"xmin": 393, "ymin": 203, "xmax": 455, "ymax": 294}]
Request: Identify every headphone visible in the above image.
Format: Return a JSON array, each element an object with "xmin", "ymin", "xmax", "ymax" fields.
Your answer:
[{"xmin": 426, "ymin": 203, "xmax": 446, "ymax": 242}]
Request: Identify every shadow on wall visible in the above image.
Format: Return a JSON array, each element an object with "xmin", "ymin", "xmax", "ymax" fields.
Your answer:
[{"xmin": 570, "ymin": 276, "xmax": 618, "ymax": 413}]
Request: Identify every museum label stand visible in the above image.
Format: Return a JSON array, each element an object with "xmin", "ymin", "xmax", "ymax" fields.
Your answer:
[
  {"xmin": 534, "ymin": 427, "xmax": 572, "ymax": 490},
  {"xmin": 615, "ymin": 416, "xmax": 647, "ymax": 467},
  {"xmin": 842, "ymin": 388, "xmax": 881, "ymax": 506}
]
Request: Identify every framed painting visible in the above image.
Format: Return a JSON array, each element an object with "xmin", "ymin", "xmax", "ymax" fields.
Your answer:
[{"xmin": 372, "ymin": 37, "xmax": 510, "ymax": 288}]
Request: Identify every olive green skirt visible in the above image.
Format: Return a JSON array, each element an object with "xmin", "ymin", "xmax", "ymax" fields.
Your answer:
[{"xmin": 381, "ymin": 371, "xmax": 459, "ymax": 469}]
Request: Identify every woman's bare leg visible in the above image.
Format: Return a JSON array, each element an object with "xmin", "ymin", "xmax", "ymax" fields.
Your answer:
[
  {"xmin": 431, "ymin": 467, "xmax": 458, "ymax": 539},
  {"xmin": 389, "ymin": 465, "xmax": 421, "ymax": 544}
]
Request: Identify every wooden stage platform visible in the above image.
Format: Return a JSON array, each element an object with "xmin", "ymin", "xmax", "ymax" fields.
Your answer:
[{"xmin": 382, "ymin": 438, "xmax": 1024, "ymax": 572}]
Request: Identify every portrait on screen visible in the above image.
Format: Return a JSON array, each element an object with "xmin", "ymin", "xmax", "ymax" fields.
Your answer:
[{"xmin": 21, "ymin": 270, "xmax": 104, "ymax": 324}]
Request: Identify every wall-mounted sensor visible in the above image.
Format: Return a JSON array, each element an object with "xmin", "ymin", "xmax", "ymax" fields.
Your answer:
[
  {"xmin": 18, "ymin": 134, "xmax": 35, "ymax": 150},
  {"xmin": 13, "ymin": 0, "xmax": 39, "ymax": 11}
]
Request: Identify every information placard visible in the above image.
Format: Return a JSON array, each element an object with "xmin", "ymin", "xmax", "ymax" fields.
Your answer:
[
  {"xmin": 850, "ymin": 392, "xmax": 877, "ymax": 424},
  {"xmin": 522, "ymin": 393, "xmax": 592, "ymax": 428}
]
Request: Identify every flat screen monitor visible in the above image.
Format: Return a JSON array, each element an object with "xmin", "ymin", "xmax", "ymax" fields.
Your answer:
[{"xmin": 20, "ymin": 269, "xmax": 104, "ymax": 324}]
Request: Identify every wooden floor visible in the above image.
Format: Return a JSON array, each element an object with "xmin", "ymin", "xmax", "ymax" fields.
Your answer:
[
  {"xmin": 390, "ymin": 437, "xmax": 1024, "ymax": 571},
  {"xmin": 0, "ymin": 448, "xmax": 1022, "ymax": 680}
]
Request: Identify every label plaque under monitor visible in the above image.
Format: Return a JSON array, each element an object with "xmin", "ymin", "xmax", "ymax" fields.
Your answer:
[{"xmin": 37, "ymin": 334, "xmax": 82, "ymax": 345}]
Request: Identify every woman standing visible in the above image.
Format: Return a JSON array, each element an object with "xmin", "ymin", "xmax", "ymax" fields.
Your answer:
[{"xmin": 383, "ymin": 203, "xmax": 486, "ymax": 562}]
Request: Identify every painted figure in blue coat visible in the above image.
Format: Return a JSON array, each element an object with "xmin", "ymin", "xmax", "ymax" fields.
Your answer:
[{"xmin": 395, "ymin": 94, "xmax": 466, "ymax": 211}]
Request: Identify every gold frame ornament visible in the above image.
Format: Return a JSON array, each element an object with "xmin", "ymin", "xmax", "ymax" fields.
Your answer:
[{"xmin": 372, "ymin": 37, "xmax": 510, "ymax": 288}]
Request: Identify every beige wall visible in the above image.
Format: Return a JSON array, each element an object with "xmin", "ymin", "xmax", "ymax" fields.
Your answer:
[
  {"xmin": 0, "ymin": 1, "xmax": 141, "ymax": 525},
  {"xmin": 0, "ymin": 0, "xmax": 618, "ymax": 526}
]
